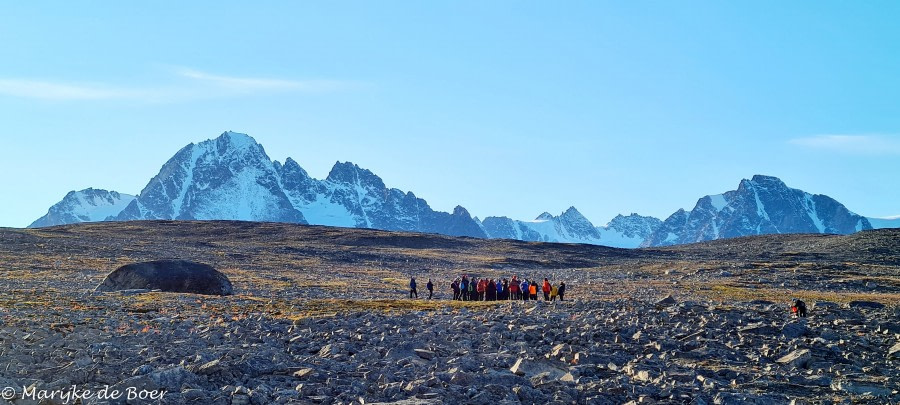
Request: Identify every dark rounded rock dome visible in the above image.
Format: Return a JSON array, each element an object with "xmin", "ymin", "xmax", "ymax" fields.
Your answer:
[{"xmin": 96, "ymin": 260, "xmax": 233, "ymax": 296}]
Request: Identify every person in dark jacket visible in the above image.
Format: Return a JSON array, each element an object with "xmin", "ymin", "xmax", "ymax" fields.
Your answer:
[
  {"xmin": 487, "ymin": 279, "xmax": 497, "ymax": 301},
  {"xmin": 558, "ymin": 282, "xmax": 566, "ymax": 301},
  {"xmin": 409, "ymin": 277, "xmax": 418, "ymax": 299},
  {"xmin": 426, "ymin": 279, "xmax": 434, "ymax": 299},
  {"xmin": 792, "ymin": 299, "xmax": 807, "ymax": 317},
  {"xmin": 451, "ymin": 279, "xmax": 460, "ymax": 301}
]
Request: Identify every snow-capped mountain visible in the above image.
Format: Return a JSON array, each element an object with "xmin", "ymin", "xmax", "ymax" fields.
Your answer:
[
  {"xmin": 116, "ymin": 132, "xmax": 305, "ymax": 223},
  {"xmin": 596, "ymin": 213, "xmax": 663, "ymax": 249},
  {"xmin": 482, "ymin": 207, "xmax": 602, "ymax": 244},
  {"xmin": 29, "ymin": 188, "xmax": 135, "ymax": 228},
  {"xmin": 31, "ymin": 133, "xmax": 879, "ymax": 248},
  {"xmin": 480, "ymin": 209, "xmax": 662, "ymax": 248},
  {"xmin": 109, "ymin": 131, "xmax": 486, "ymax": 237},
  {"xmin": 642, "ymin": 175, "xmax": 873, "ymax": 247},
  {"xmin": 867, "ymin": 216, "xmax": 900, "ymax": 229},
  {"xmin": 280, "ymin": 159, "xmax": 485, "ymax": 237}
]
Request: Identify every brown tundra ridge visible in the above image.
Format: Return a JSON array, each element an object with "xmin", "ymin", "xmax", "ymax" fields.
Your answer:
[{"xmin": 0, "ymin": 220, "xmax": 898, "ymax": 404}]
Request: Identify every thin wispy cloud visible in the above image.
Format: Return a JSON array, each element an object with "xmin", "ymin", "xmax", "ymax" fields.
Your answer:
[
  {"xmin": 176, "ymin": 68, "xmax": 352, "ymax": 92},
  {"xmin": 0, "ymin": 68, "xmax": 356, "ymax": 102},
  {"xmin": 789, "ymin": 134, "xmax": 900, "ymax": 155},
  {"xmin": 0, "ymin": 79, "xmax": 150, "ymax": 101}
]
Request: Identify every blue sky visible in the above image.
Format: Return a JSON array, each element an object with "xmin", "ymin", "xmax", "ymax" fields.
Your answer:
[{"xmin": 2, "ymin": 1, "xmax": 899, "ymax": 228}]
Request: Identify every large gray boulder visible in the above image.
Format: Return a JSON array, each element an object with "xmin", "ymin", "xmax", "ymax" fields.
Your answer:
[{"xmin": 96, "ymin": 260, "xmax": 233, "ymax": 295}]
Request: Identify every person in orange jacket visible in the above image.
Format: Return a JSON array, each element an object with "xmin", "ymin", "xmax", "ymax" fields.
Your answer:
[{"xmin": 529, "ymin": 281, "xmax": 538, "ymax": 301}]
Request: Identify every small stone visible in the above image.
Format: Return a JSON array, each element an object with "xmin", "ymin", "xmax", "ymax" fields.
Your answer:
[
  {"xmin": 414, "ymin": 349, "xmax": 436, "ymax": 360},
  {"xmin": 776, "ymin": 349, "xmax": 811, "ymax": 368},
  {"xmin": 655, "ymin": 295, "xmax": 677, "ymax": 308},
  {"xmin": 830, "ymin": 380, "xmax": 893, "ymax": 397},
  {"xmin": 781, "ymin": 322, "xmax": 808, "ymax": 339},
  {"xmin": 292, "ymin": 368, "xmax": 314, "ymax": 379},
  {"xmin": 888, "ymin": 342, "xmax": 900, "ymax": 358},
  {"xmin": 194, "ymin": 359, "xmax": 223, "ymax": 375},
  {"xmin": 847, "ymin": 301, "xmax": 885, "ymax": 309},
  {"xmin": 634, "ymin": 370, "xmax": 651, "ymax": 382},
  {"xmin": 550, "ymin": 343, "xmax": 569, "ymax": 357}
]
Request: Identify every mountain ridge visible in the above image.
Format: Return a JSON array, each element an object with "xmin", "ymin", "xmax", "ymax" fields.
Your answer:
[
  {"xmin": 642, "ymin": 175, "xmax": 872, "ymax": 246},
  {"xmin": 30, "ymin": 131, "xmax": 891, "ymax": 247}
]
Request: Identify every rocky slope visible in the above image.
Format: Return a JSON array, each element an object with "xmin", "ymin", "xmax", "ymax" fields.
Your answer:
[
  {"xmin": 0, "ymin": 221, "xmax": 897, "ymax": 404},
  {"xmin": 643, "ymin": 175, "xmax": 872, "ymax": 247}
]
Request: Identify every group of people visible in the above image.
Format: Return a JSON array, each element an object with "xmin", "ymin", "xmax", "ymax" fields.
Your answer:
[
  {"xmin": 447, "ymin": 276, "xmax": 566, "ymax": 302},
  {"xmin": 407, "ymin": 276, "xmax": 566, "ymax": 301}
]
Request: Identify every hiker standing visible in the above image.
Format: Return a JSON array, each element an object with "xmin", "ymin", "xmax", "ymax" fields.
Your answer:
[
  {"xmin": 426, "ymin": 279, "xmax": 434, "ymax": 299},
  {"xmin": 542, "ymin": 278, "xmax": 551, "ymax": 301},
  {"xmin": 409, "ymin": 277, "xmax": 418, "ymax": 299},
  {"xmin": 558, "ymin": 282, "xmax": 566, "ymax": 301},
  {"xmin": 792, "ymin": 299, "xmax": 807, "ymax": 317}
]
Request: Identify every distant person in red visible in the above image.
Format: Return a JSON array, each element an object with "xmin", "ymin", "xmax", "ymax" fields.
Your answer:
[
  {"xmin": 542, "ymin": 278, "xmax": 551, "ymax": 301},
  {"xmin": 509, "ymin": 277, "xmax": 519, "ymax": 300}
]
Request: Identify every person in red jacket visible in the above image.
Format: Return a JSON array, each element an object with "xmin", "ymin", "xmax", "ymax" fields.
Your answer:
[
  {"xmin": 509, "ymin": 277, "xmax": 520, "ymax": 300},
  {"xmin": 542, "ymin": 278, "xmax": 551, "ymax": 301}
]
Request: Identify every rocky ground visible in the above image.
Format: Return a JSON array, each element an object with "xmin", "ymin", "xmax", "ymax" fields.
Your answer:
[{"xmin": 0, "ymin": 221, "xmax": 898, "ymax": 404}]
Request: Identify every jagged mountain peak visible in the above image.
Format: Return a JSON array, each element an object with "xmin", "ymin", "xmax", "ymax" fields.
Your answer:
[
  {"xmin": 325, "ymin": 161, "xmax": 385, "ymax": 187},
  {"xmin": 202, "ymin": 131, "xmax": 267, "ymax": 159},
  {"xmin": 535, "ymin": 212, "xmax": 554, "ymax": 221},
  {"xmin": 280, "ymin": 157, "xmax": 310, "ymax": 177},
  {"xmin": 560, "ymin": 206, "xmax": 588, "ymax": 220},
  {"xmin": 452, "ymin": 205, "xmax": 473, "ymax": 218},
  {"xmin": 29, "ymin": 188, "xmax": 136, "ymax": 228},
  {"xmin": 643, "ymin": 175, "xmax": 872, "ymax": 246},
  {"xmin": 218, "ymin": 130, "xmax": 256, "ymax": 145},
  {"xmin": 739, "ymin": 174, "xmax": 788, "ymax": 192},
  {"xmin": 750, "ymin": 174, "xmax": 786, "ymax": 185}
]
